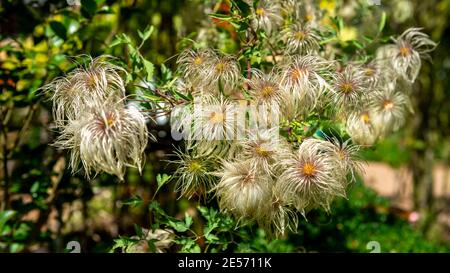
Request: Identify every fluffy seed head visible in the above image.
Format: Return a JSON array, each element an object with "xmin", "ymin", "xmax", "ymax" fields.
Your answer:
[
  {"xmin": 332, "ymin": 65, "xmax": 368, "ymax": 110},
  {"xmin": 369, "ymin": 83, "xmax": 411, "ymax": 134},
  {"xmin": 282, "ymin": 23, "xmax": 320, "ymax": 54},
  {"xmin": 176, "ymin": 48, "xmax": 215, "ymax": 87},
  {"xmin": 377, "ymin": 28, "xmax": 436, "ymax": 83},
  {"xmin": 43, "ymin": 56, "xmax": 126, "ymax": 124},
  {"xmin": 240, "ymin": 128, "xmax": 290, "ymax": 174},
  {"xmin": 55, "ymin": 101, "xmax": 148, "ymax": 180},
  {"xmin": 171, "ymin": 148, "xmax": 218, "ymax": 199},
  {"xmin": 246, "ymin": 69, "xmax": 284, "ymax": 115},
  {"xmin": 346, "ymin": 109, "xmax": 379, "ymax": 146},
  {"xmin": 252, "ymin": 0, "xmax": 282, "ymax": 34},
  {"xmin": 203, "ymin": 53, "xmax": 241, "ymax": 92},
  {"xmin": 279, "ymin": 55, "xmax": 335, "ymax": 106},
  {"xmin": 214, "ymin": 160, "xmax": 272, "ymax": 220},
  {"xmin": 274, "ymin": 138, "xmax": 346, "ymax": 214}
]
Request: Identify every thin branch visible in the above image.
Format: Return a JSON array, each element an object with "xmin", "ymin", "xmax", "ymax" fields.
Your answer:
[{"xmin": 7, "ymin": 103, "xmax": 38, "ymax": 159}]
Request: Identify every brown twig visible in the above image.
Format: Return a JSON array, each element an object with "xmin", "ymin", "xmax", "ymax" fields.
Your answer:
[{"xmin": 7, "ymin": 103, "xmax": 38, "ymax": 159}]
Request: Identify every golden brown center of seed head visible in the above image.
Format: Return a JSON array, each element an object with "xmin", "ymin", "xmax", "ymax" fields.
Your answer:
[
  {"xmin": 188, "ymin": 160, "xmax": 202, "ymax": 172},
  {"xmin": 209, "ymin": 111, "xmax": 224, "ymax": 124},
  {"xmin": 261, "ymin": 84, "xmax": 275, "ymax": 98},
  {"xmin": 256, "ymin": 7, "xmax": 265, "ymax": 16},
  {"xmin": 255, "ymin": 145, "xmax": 270, "ymax": 157},
  {"xmin": 383, "ymin": 100, "xmax": 394, "ymax": 110},
  {"xmin": 215, "ymin": 62, "xmax": 226, "ymax": 73},
  {"xmin": 399, "ymin": 46, "xmax": 412, "ymax": 57},
  {"xmin": 301, "ymin": 162, "xmax": 316, "ymax": 177},
  {"xmin": 194, "ymin": 56, "xmax": 203, "ymax": 66},
  {"xmin": 295, "ymin": 31, "xmax": 307, "ymax": 41},
  {"xmin": 340, "ymin": 82, "xmax": 354, "ymax": 94},
  {"xmin": 291, "ymin": 68, "xmax": 308, "ymax": 81},
  {"xmin": 104, "ymin": 112, "xmax": 116, "ymax": 128},
  {"xmin": 360, "ymin": 113, "xmax": 371, "ymax": 124}
]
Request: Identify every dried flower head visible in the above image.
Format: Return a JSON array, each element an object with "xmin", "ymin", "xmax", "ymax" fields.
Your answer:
[
  {"xmin": 214, "ymin": 160, "xmax": 272, "ymax": 220},
  {"xmin": 345, "ymin": 109, "xmax": 379, "ymax": 146},
  {"xmin": 43, "ymin": 56, "xmax": 126, "ymax": 124},
  {"xmin": 56, "ymin": 101, "xmax": 148, "ymax": 180},
  {"xmin": 176, "ymin": 48, "xmax": 215, "ymax": 87},
  {"xmin": 282, "ymin": 22, "xmax": 320, "ymax": 54},
  {"xmin": 203, "ymin": 53, "xmax": 241, "ymax": 92},
  {"xmin": 240, "ymin": 128, "xmax": 290, "ymax": 174},
  {"xmin": 274, "ymin": 138, "xmax": 345, "ymax": 214},
  {"xmin": 279, "ymin": 55, "xmax": 335, "ymax": 106},
  {"xmin": 327, "ymin": 137, "xmax": 363, "ymax": 184},
  {"xmin": 283, "ymin": 0, "xmax": 322, "ymax": 26},
  {"xmin": 246, "ymin": 69, "xmax": 284, "ymax": 115},
  {"xmin": 191, "ymin": 95, "xmax": 239, "ymax": 141},
  {"xmin": 171, "ymin": 148, "xmax": 218, "ymax": 199},
  {"xmin": 252, "ymin": 0, "xmax": 282, "ymax": 34},
  {"xmin": 258, "ymin": 195, "xmax": 299, "ymax": 238},
  {"xmin": 378, "ymin": 28, "xmax": 437, "ymax": 83},
  {"xmin": 332, "ymin": 65, "xmax": 368, "ymax": 110},
  {"xmin": 370, "ymin": 83, "xmax": 411, "ymax": 134}
]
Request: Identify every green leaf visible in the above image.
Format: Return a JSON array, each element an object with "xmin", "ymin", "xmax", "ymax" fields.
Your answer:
[
  {"xmin": 176, "ymin": 237, "xmax": 201, "ymax": 253},
  {"xmin": 0, "ymin": 210, "xmax": 16, "ymax": 233},
  {"xmin": 49, "ymin": 21, "xmax": 67, "ymax": 40},
  {"xmin": 142, "ymin": 59, "xmax": 154, "ymax": 82},
  {"xmin": 167, "ymin": 219, "xmax": 189, "ymax": 232},
  {"xmin": 10, "ymin": 243, "xmax": 24, "ymax": 253},
  {"xmin": 173, "ymin": 90, "xmax": 192, "ymax": 101},
  {"xmin": 378, "ymin": 12, "xmax": 387, "ymax": 34},
  {"xmin": 138, "ymin": 25, "xmax": 154, "ymax": 43},
  {"xmin": 122, "ymin": 195, "xmax": 143, "ymax": 207},
  {"xmin": 81, "ymin": 0, "xmax": 97, "ymax": 18},
  {"xmin": 149, "ymin": 201, "xmax": 168, "ymax": 217},
  {"xmin": 110, "ymin": 33, "xmax": 133, "ymax": 48},
  {"xmin": 205, "ymin": 233, "xmax": 220, "ymax": 243},
  {"xmin": 208, "ymin": 13, "xmax": 233, "ymax": 21},
  {"xmin": 134, "ymin": 224, "xmax": 143, "ymax": 238},
  {"xmin": 231, "ymin": 0, "xmax": 251, "ymax": 16},
  {"xmin": 111, "ymin": 237, "xmax": 139, "ymax": 251},
  {"xmin": 338, "ymin": 17, "xmax": 344, "ymax": 31},
  {"xmin": 185, "ymin": 213, "xmax": 193, "ymax": 229},
  {"xmin": 156, "ymin": 173, "xmax": 171, "ymax": 189},
  {"xmin": 363, "ymin": 35, "xmax": 374, "ymax": 43}
]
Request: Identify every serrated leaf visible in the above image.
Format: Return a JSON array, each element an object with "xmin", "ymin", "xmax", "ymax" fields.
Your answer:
[
  {"xmin": 168, "ymin": 220, "xmax": 189, "ymax": 232},
  {"xmin": 142, "ymin": 59, "xmax": 154, "ymax": 82},
  {"xmin": 111, "ymin": 237, "xmax": 139, "ymax": 251},
  {"xmin": 205, "ymin": 233, "xmax": 220, "ymax": 243},
  {"xmin": 156, "ymin": 173, "xmax": 171, "ymax": 188},
  {"xmin": 138, "ymin": 25, "xmax": 154, "ymax": 42}
]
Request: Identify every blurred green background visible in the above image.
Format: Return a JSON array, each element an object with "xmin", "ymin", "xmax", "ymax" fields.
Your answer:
[{"xmin": 0, "ymin": 0, "xmax": 449, "ymax": 252}]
